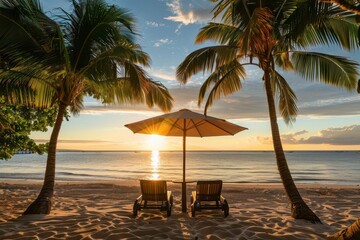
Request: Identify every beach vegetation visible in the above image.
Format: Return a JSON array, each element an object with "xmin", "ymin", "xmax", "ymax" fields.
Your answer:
[
  {"xmin": 0, "ymin": 100, "xmax": 56, "ymax": 160},
  {"xmin": 0, "ymin": 0, "xmax": 173, "ymax": 214},
  {"xmin": 177, "ymin": 0, "xmax": 359, "ymax": 222}
]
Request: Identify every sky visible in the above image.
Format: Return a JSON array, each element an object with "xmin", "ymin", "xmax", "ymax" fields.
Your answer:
[{"xmin": 32, "ymin": 0, "xmax": 360, "ymax": 151}]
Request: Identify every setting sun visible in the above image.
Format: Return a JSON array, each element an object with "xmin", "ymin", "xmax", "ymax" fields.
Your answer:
[{"xmin": 147, "ymin": 134, "xmax": 165, "ymax": 151}]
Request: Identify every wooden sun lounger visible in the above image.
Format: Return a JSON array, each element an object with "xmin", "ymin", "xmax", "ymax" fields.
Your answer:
[
  {"xmin": 190, "ymin": 180, "xmax": 229, "ymax": 217},
  {"xmin": 133, "ymin": 180, "xmax": 173, "ymax": 217}
]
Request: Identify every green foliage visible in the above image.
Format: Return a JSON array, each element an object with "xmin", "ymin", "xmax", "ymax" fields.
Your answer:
[{"xmin": 0, "ymin": 101, "xmax": 57, "ymax": 160}]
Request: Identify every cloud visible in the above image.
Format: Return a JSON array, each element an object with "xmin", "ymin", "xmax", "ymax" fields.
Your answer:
[
  {"xmin": 164, "ymin": 0, "xmax": 213, "ymax": 25},
  {"xmin": 145, "ymin": 21, "xmax": 165, "ymax": 27},
  {"xmin": 147, "ymin": 68, "xmax": 175, "ymax": 81},
  {"xmin": 35, "ymin": 139, "xmax": 110, "ymax": 144},
  {"xmin": 80, "ymin": 107, "xmax": 162, "ymax": 116},
  {"xmin": 281, "ymin": 130, "xmax": 309, "ymax": 144},
  {"xmin": 258, "ymin": 125, "xmax": 360, "ymax": 145},
  {"xmin": 298, "ymin": 125, "xmax": 360, "ymax": 145},
  {"xmin": 154, "ymin": 38, "xmax": 173, "ymax": 47},
  {"xmin": 174, "ymin": 23, "xmax": 183, "ymax": 33}
]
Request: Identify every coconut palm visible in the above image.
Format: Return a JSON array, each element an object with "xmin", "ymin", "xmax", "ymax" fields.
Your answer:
[
  {"xmin": 0, "ymin": 0, "xmax": 173, "ymax": 214},
  {"xmin": 177, "ymin": 0, "xmax": 359, "ymax": 222}
]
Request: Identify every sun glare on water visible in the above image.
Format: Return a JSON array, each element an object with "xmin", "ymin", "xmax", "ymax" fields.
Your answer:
[
  {"xmin": 151, "ymin": 150, "xmax": 160, "ymax": 180},
  {"xmin": 147, "ymin": 135, "xmax": 164, "ymax": 180}
]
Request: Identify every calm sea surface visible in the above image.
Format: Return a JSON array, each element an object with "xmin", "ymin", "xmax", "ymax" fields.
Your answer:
[{"xmin": 0, "ymin": 151, "xmax": 359, "ymax": 185}]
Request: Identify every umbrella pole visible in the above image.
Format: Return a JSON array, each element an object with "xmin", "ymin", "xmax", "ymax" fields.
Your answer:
[{"xmin": 182, "ymin": 120, "xmax": 187, "ymax": 213}]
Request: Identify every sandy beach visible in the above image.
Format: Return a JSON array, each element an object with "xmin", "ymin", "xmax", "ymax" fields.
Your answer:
[{"xmin": 0, "ymin": 181, "xmax": 359, "ymax": 240}]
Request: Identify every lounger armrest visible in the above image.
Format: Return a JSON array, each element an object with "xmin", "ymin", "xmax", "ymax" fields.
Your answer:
[
  {"xmin": 192, "ymin": 191, "xmax": 197, "ymax": 202},
  {"xmin": 136, "ymin": 195, "xmax": 142, "ymax": 203},
  {"xmin": 167, "ymin": 191, "xmax": 172, "ymax": 201},
  {"xmin": 220, "ymin": 195, "xmax": 226, "ymax": 203}
]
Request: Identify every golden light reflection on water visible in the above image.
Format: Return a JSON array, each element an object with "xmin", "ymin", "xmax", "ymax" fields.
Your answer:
[{"xmin": 150, "ymin": 150, "xmax": 160, "ymax": 180}]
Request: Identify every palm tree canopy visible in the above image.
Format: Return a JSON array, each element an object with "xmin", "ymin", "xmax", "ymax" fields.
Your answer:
[
  {"xmin": 0, "ymin": 0, "xmax": 173, "ymax": 113},
  {"xmin": 177, "ymin": 0, "xmax": 359, "ymax": 124}
]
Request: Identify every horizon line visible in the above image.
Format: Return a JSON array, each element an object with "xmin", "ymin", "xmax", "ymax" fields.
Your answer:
[{"xmin": 55, "ymin": 149, "xmax": 360, "ymax": 153}]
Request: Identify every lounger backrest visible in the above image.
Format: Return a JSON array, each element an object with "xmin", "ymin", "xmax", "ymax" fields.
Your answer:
[
  {"xmin": 196, "ymin": 180, "xmax": 222, "ymax": 201},
  {"xmin": 140, "ymin": 180, "xmax": 168, "ymax": 201}
]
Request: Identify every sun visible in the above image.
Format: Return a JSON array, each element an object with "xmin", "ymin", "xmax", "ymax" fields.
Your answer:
[{"xmin": 147, "ymin": 134, "xmax": 165, "ymax": 151}]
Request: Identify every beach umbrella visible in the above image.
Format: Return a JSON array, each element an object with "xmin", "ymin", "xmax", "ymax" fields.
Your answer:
[{"xmin": 125, "ymin": 109, "xmax": 247, "ymax": 212}]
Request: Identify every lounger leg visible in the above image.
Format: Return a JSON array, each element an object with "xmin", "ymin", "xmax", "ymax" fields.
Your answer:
[
  {"xmin": 133, "ymin": 200, "xmax": 139, "ymax": 217},
  {"xmin": 224, "ymin": 200, "xmax": 229, "ymax": 217},
  {"xmin": 166, "ymin": 201, "xmax": 171, "ymax": 217},
  {"xmin": 190, "ymin": 196, "xmax": 195, "ymax": 217},
  {"xmin": 191, "ymin": 201, "xmax": 196, "ymax": 217}
]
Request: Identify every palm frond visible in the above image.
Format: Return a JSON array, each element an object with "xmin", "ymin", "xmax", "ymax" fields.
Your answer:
[
  {"xmin": 329, "ymin": 0, "xmax": 360, "ymax": 15},
  {"xmin": 176, "ymin": 45, "xmax": 238, "ymax": 84},
  {"xmin": 274, "ymin": 51, "xmax": 294, "ymax": 71},
  {"xmin": 195, "ymin": 22, "xmax": 243, "ymax": 45},
  {"xmin": 239, "ymin": 7, "xmax": 274, "ymax": 55},
  {"xmin": 0, "ymin": 0, "xmax": 63, "ymax": 68},
  {"xmin": 70, "ymin": 94, "xmax": 84, "ymax": 115},
  {"xmin": 296, "ymin": 10, "xmax": 359, "ymax": 50},
  {"xmin": 213, "ymin": 0, "xmax": 251, "ymax": 27},
  {"xmin": 282, "ymin": 1, "xmax": 359, "ymax": 50},
  {"xmin": 81, "ymin": 41, "xmax": 151, "ymax": 76},
  {"xmin": 271, "ymin": 71, "xmax": 298, "ymax": 124},
  {"xmin": 291, "ymin": 51, "xmax": 359, "ymax": 90},
  {"xmin": 0, "ymin": 66, "xmax": 57, "ymax": 107},
  {"xmin": 198, "ymin": 60, "xmax": 246, "ymax": 113},
  {"xmin": 87, "ymin": 61, "xmax": 173, "ymax": 112},
  {"xmin": 63, "ymin": 0, "xmax": 136, "ymax": 72},
  {"xmin": 144, "ymin": 81, "xmax": 173, "ymax": 112},
  {"xmin": 212, "ymin": 0, "xmax": 233, "ymax": 19}
]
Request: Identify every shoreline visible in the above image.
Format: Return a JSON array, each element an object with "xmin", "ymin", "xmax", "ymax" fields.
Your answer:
[
  {"xmin": 2, "ymin": 179, "xmax": 359, "ymax": 187},
  {"xmin": 1, "ymin": 182, "xmax": 359, "ymax": 239}
]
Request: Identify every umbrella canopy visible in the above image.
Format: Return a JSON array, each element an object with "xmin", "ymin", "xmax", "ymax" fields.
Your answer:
[
  {"xmin": 125, "ymin": 109, "xmax": 247, "ymax": 212},
  {"xmin": 125, "ymin": 108, "xmax": 247, "ymax": 137}
]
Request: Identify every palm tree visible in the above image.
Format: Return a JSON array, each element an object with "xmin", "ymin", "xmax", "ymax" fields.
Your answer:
[
  {"xmin": 0, "ymin": 0, "xmax": 173, "ymax": 214},
  {"xmin": 177, "ymin": 0, "xmax": 359, "ymax": 222}
]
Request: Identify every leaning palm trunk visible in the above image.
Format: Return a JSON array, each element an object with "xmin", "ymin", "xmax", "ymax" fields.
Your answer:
[
  {"xmin": 264, "ymin": 73, "xmax": 320, "ymax": 223},
  {"xmin": 23, "ymin": 103, "xmax": 66, "ymax": 214},
  {"xmin": 328, "ymin": 218, "xmax": 360, "ymax": 240}
]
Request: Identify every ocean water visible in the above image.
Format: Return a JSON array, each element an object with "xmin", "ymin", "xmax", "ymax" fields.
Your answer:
[{"xmin": 0, "ymin": 151, "xmax": 359, "ymax": 185}]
